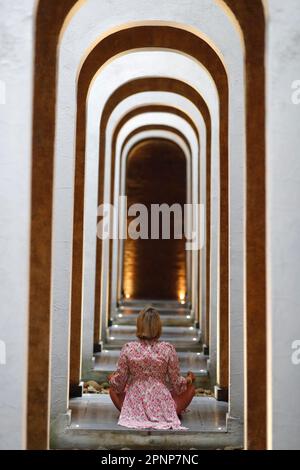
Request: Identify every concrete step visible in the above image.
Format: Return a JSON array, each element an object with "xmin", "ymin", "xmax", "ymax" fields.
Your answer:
[
  {"xmin": 53, "ymin": 395, "xmax": 243, "ymax": 450},
  {"xmin": 84, "ymin": 350, "xmax": 210, "ymax": 388},
  {"xmin": 108, "ymin": 324, "xmax": 199, "ymax": 339},
  {"xmin": 105, "ymin": 325, "xmax": 202, "ymax": 351},
  {"xmin": 113, "ymin": 312, "xmax": 194, "ymax": 327},
  {"xmin": 118, "ymin": 299, "xmax": 191, "ymax": 310},
  {"xmin": 113, "ymin": 303, "xmax": 194, "ymax": 327}
]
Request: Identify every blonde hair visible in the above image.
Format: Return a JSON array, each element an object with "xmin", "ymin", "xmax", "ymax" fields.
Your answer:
[{"xmin": 136, "ymin": 306, "xmax": 162, "ymax": 340}]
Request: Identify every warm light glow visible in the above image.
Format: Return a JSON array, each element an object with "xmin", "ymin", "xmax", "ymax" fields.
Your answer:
[
  {"xmin": 178, "ymin": 291, "xmax": 186, "ymax": 302},
  {"xmin": 125, "ymin": 294, "xmax": 131, "ymax": 299}
]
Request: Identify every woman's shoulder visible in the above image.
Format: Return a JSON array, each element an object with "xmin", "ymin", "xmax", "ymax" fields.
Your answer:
[
  {"xmin": 158, "ymin": 341, "xmax": 176, "ymax": 352},
  {"xmin": 121, "ymin": 340, "xmax": 139, "ymax": 350},
  {"xmin": 122, "ymin": 340, "xmax": 176, "ymax": 353}
]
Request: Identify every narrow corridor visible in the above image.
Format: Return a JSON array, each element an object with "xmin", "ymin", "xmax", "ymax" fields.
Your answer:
[{"xmin": 1, "ymin": 0, "xmax": 300, "ymax": 452}]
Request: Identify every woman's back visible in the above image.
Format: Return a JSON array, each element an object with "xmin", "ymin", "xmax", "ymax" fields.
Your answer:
[
  {"xmin": 108, "ymin": 307, "xmax": 194, "ymax": 430},
  {"xmin": 109, "ymin": 339, "xmax": 188, "ymax": 429},
  {"xmin": 124, "ymin": 340, "xmax": 178, "ymax": 383}
]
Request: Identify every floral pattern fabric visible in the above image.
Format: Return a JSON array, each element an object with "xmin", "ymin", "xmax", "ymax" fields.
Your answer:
[{"xmin": 109, "ymin": 340, "xmax": 188, "ymax": 430}]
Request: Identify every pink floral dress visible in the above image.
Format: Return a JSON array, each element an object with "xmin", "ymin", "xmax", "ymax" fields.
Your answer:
[{"xmin": 109, "ymin": 340, "xmax": 188, "ymax": 430}]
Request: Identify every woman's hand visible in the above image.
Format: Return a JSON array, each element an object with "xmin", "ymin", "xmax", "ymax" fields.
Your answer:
[
  {"xmin": 107, "ymin": 372, "xmax": 115, "ymax": 382},
  {"xmin": 186, "ymin": 371, "xmax": 196, "ymax": 384}
]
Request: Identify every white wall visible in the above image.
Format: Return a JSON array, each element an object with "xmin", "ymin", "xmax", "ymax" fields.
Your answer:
[
  {"xmin": 0, "ymin": 0, "xmax": 35, "ymax": 450},
  {"xmin": 266, "ymin": 0, "xmax": 300, "ymax": 450}
]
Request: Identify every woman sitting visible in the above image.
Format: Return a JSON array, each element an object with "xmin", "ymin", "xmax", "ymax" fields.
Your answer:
[{"xmin": 109, "ymin": 306, "xmax": 195, "ymax": 430}]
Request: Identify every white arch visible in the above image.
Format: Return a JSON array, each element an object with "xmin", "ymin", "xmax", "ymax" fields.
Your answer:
[
  {"xmin": 77, "ymin": 49, "xmax": 214, "ymax": 380},
  {"xmin": 82, "ymin": 105, "xmax": 198, "ymax": 376},
  {"xmin": 81, "ymin": 90, "xmax": 204, "ymax": 377},
  {"xmin": 52, "ymin": 0, "xmax": 244, "ymax": 439},
  {"xmin": 109, "ymin": 113, "xmax": 198, "ymax": 337},
  {"xmin": 116, "ymin": 129, "xmax": 192, "ymax": 317},
  {"xmin": 118, "ymin": 128, "xmax": 192, "ymax": 268},
  {"xmin": 82, "ymin": 50, "xmax": 214, "ymax": 353},
  {"xmin": 82, "ymin": 89, "xmax": 206, "ymax": 374},
  {"xmin": 106, "ymin": 91, "xmax": 205, "ymax": 316},
  {"xmin": 52, "ymin": 50, "xmax": 220, "ymax": 422}
]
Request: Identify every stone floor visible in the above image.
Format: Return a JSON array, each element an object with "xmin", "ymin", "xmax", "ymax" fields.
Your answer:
[
  {"xmin": 70, "ymin": 394, "xmax": 227, "ymax": 432},
  {"xmin": 53, "ymin": 395, "xmax": 243, "ymax": 450}
]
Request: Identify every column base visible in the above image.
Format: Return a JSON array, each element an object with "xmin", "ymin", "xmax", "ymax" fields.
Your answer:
[
  {"xmin": 93, "ymin": 341, "xmax": 103, "ymax": 353},
  {"xmin": 225, "ymin": 414, "xmax": 244, "ymax": 449},
  {"xmin": 206, "ymin": 357, "xmax": 216, "ymax": 388},
  {"xmin": 81, "ymin": 356, "xmax": 95, "ymax": 378},
  {"xmin": 69, "ymin": 381, "xmax": 84, "ymax": 398},
  {"xmin": 214, "ymin": 385, "xmax": 228, "ymax": 402},
  {"xmin": 50, "ymin": 410, "xmax": 72, "ymax": 449}
]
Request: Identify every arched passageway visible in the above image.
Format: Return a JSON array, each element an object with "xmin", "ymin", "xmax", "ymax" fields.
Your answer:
[
  {"xmin": 92, "ymin": 77, "xmax": 210, "ymax": 352},
  {"xmin": 27, "ymin": 4, "xmax": 256, "ymax": 452},
  {"xmin": 3, "ymin": 0, "xmax": 300, "ymax": 454}
]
